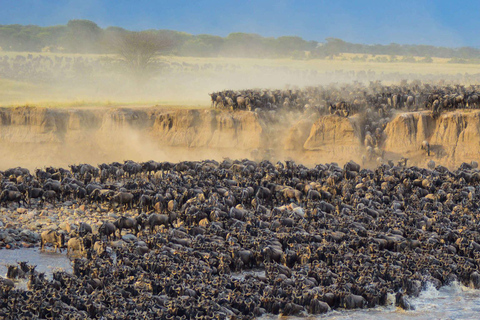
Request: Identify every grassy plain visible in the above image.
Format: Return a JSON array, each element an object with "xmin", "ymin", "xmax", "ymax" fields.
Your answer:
[{"xmin": 2, "ymin": 52, "xmax": 480, "ymax": 108}]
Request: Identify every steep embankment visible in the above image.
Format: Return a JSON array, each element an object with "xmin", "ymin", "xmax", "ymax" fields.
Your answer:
[
  {"xmin": 302, "ymin": 114, "xmax": 364, "ymax": 163},
  {"xmin": 150, "ymin": 109, "xmax": 265, "ymax": 149},
  {"xmin": 0, "ymin": 106, "xmax": 479, "ymax": 170},
  {"xmin": 383, "ymin": 110, "xmax": 480, "ymax": 167},
  {"xmin": 0, "ymin": 106, "xmax": 271, "ymax": 169}
]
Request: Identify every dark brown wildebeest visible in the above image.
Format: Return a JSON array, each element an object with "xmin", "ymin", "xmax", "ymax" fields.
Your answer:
[
  {"xmin": 0, "ymin": 190, "xmax": 26, "ymax": 207},
  {"xmin": 145, "ymin": 213, "xmax": 170, "ymax": 234},
  {"xmin": 99, "ymin": 221, "xmax": 116, "ymax": 240},
  {"xmin": 110, "ymin": 192, "xmax": 134, "ymax": 210},
  {"xmin": 41, "ymin": 190, "xmax": 57, "ymax": 206},
  {"xmin": 113, "ymin": 216, "xmax": 138, "ymax": 237},
  {"xmin": 78, "ymin": 222, "xmax": 92, "ymax": 237},
  {"xmin": 6, "ymin": 264, "xmax": 26, "ymax": 279}
]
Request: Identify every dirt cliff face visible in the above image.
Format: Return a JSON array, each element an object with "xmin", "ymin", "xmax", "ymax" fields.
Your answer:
[
  {"xmin": 0, "ymin": 106, "xmax": 479, "ymax": 170},
  {"xmin": 297, "ymin": 115, "xmax": 364, "ymax": 165},
  {"xmin": 0, "ymin": 106, "xmax": 269, "ymax": 169},
  {"xmin": 384, "ymin": 111, "xmax": 480, "ymax": 167},
  {"xmin": 151, "ymin": 109, "xmax": 264, "ymax": 149}
]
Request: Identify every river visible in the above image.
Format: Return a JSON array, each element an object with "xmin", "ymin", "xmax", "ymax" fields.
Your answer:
[{"xmin": 1, "ymin": 250, "xmax": 479, "ymax": 319}]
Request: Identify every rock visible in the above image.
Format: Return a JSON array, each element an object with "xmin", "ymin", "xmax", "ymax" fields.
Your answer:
[
  {"xmin": 16, "ymin": 208, "xmax": 27, "ymax": 214},
  {"xmin": 74, "ymin": 209, "xmax": 84, "ymax": 215},
  {"xmin": 135, "ymin": 246, "xmax": 149, "ymax": 255},
  {"xmin": 111, "ymin": 240, "xmax": 127, "ymax": 248},
  {"xmin": 425, "ymin": 194, "xmax": 436, "ymax": 201},
  {"xmin": 19, "ymin": 229, "xmax": 39, "ymax": 242},
  {"xmin": 137, "ymin": 241, "xmax": 148, "ymax": 247},
  {"xmin": 122, "ymin": 234, "xmax": 137, "ymax": 242},
  {"xmin": 3, "ymin": 236, "xmax": 14, "ymax": 244},
  {"xmin": 25, "ymin": 212, "xmax": 35, "ymax": 220},
  {"xmin": 59, "ymin": 222, "xmax": 72, "ymax": 233}
]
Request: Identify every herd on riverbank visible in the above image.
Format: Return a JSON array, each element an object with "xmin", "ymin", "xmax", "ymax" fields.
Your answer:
[{"xmin": 1, "ymin": 158, "xmax": 480, "ymax": 318}]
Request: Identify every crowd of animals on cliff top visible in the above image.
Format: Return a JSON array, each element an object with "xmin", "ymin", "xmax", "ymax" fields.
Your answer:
[
  {"xmin": 2, "ymin": 157, "xmax": 480, "ymax": 318},
  {"xmin": 211, "ymin": 82, "xmax": 480, "ymax": 165},
  {"xmin": 210, "ymin": 82, "xmax": 480, "ymax": 115}
]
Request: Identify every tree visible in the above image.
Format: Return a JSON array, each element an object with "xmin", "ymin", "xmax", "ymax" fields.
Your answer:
[
  {"xmin": 276, "ymin": 36, "xmax": 309, "ymax": 55},
  {"xmin": 110, "ymin": 31, "xmax": 174, "ymax": 79},
  {"xmin": 179, "ymin": 34, "xmax": 224, "ymax": 57},
  {"xmin": 64, "ymin": 20, "xmax": 102, "ymax": 53}
]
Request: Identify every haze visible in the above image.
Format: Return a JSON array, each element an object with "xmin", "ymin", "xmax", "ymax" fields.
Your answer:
[{"xmin": 2, "ymin": 1, "xmax": 480, "ymax": 170}]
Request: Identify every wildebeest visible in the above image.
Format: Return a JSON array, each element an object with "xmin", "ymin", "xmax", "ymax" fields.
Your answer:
[
  {"xmin": 67, "ymin": 237, "xmax": 85, "ymax": 256},
  {"xmin": 6, "ymin": 264, "xmax": 26, "ymax": 280},
  {"xmin": 0, "ymin": 190, "xmax": 25, "ymax": 206},
  {"xmin": 93, "ymin": 241, "xmax": 107, "ymax": 256},
  {"xmin": 40, "ymin": 230, "xmax": 64, "ymax": 252},
  {"xmin": 98, "ymin": 221, "xmax": 116, "ymax": 240},
  {"xmin": 279, "ymin": 187, "xmax": 302, "ymax": 203},
  {"xmin": 114, "ymin": 216, "xmax": 138, "ymax": 237},
  {"xmin": 25, "ymin": 187, "xmax": 43, "ymax": 206},
  {"xmin": 421, "ymin": 140, "xmax": 431, "ymax": 156},
  {"xmin": 110, "ymin": 192, "xmax": 134, "ymax": 210},
  {"xmin": 41, "ymin": 190, "xmax": 57, "ymax": 206},
  {"xmin": 78, "ymin": 222, "xmax": 92, "ymax": 237},
  {"xmin": 145, "ymin": 213, "xmax": 171, "ymax": 234}
]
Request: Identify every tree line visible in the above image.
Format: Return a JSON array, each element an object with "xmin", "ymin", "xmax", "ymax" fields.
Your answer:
[{"xmin": 1, "ymin": 20, "xmax": 480, "ymax": 60}]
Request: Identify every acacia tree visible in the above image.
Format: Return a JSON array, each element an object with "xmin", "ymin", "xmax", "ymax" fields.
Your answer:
[
  {"xmin": 110, "ymin": 31, "xmax": 174, "ymax": 80},
  {"xmin": 65, "ymin": 20, "xmax": 102, "ymax": 53}
]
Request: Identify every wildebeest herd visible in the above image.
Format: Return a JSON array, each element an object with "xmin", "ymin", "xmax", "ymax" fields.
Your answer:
[
  {"xmin": 210, "ymin": 82, "xmax": 480, "ymax": 114},
  {"xmin": 2, "ymin": 157, "xmax": 480, "ymax": 319}
]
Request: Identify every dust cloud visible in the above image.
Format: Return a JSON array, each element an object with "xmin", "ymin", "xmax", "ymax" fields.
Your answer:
[{"xmin": 2, "ymin": 53, "xmax": 480, "ymax": 171}]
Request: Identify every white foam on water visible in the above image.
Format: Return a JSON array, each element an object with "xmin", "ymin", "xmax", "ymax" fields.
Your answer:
[{"xmin": 259, "ymin": 282, "xmax": 480, "ymax": 320}]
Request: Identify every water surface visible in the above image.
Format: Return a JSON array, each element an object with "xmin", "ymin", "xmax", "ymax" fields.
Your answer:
[
  {"xmin": 260, "ymin": 282, "xmax": 480, "ymax": 320},
  {"xmin": 0, "ymin": 247, "xmax": 72, "ymax": 281}
]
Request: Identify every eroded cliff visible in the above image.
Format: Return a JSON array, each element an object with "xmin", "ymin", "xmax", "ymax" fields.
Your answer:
[
  {"xmin": 0, "ymin": 106, "xmax": 479, "ymax": 170},
  {"xmin": 383, "ymin": 110, "xmax": 480, "ymax": 167}
]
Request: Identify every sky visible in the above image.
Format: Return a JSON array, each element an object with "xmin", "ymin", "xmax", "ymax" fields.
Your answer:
[{"xmin": 1, "ymin": 0, "xmax": 479, "ymax": 47}]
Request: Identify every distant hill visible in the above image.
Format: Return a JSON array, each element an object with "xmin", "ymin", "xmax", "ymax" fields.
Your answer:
[{"xmin": 1, "ymin": 19, "xmax": 480, "ymax": 60}]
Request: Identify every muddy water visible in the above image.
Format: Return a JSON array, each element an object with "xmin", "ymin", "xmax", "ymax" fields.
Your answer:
[
  {"xmin": 260, "ymin": 282, "xmax": 480, "ymax": 320},
  {"xmin": 0, "ymin": 247, "xmax": 72, "ymax": 287}
]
